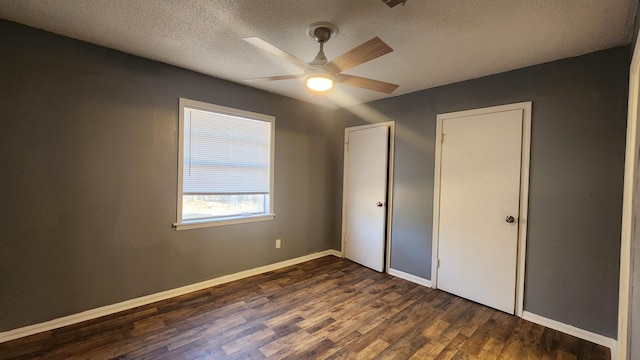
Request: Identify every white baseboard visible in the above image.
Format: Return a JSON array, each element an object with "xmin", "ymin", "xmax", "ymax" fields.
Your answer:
[
  {"xmin": 522, "ymin": 311, "xmax": 617, "ymax": 358},
  {"xmin": 0, "ymin": 249, "xmax": 342, "ymax": 344},
  {"xmin": 388, "ymin": 268, "xmax": 432, "ymax": 288}
]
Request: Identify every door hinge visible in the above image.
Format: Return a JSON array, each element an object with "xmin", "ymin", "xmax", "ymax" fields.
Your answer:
[
  {"xmin": 437, "ymin": 259, "xmax": 441, "ymax": 268},
  {"xmin": 441, "ymin": 133, "xmax": 446, "ymax": 144}
]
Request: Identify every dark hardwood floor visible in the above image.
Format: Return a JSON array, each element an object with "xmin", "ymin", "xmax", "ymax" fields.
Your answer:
[{"xmin": 0, "ymin": 256, "xmax": 609, "ymax": 359}]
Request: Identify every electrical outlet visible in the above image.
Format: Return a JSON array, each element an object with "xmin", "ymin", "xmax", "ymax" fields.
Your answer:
[{"xmin": 275, "ymin": 239, "xmax": 281, "ymax": 248}]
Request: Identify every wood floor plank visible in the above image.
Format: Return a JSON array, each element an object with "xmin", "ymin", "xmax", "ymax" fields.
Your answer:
[
  {"xmin": 0, "ymin": 256, "xmax": 610, "ymax": 360},
  {"xmin": 354, "ymin": 338, "xmax": 389, "ymax": 359},
  {"xmin": 375, "ymin": 317, "xmax": 434, "ymax": 360},
  {"xmin": 435, "ymin": 332, "xmax": 469, "ymax": 360},
  {"xmin": 280, "ymin": 337, "xmax": 336, "ymax": 360},
  {"xmin": 497, "ymin": 320, "xmax": 545, "ymax": 360},
  {"xmin": 477, "ymin": 337, "xmax": 506, "ymax": 359}
]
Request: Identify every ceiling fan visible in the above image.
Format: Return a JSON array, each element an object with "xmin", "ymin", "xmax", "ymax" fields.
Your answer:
[{"xmin": 243, "ymin": 22, "xmax": 399, "ymax": 94}]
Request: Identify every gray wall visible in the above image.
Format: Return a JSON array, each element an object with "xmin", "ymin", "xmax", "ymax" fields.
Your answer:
[
  {"xmin": 336, "ymin": 47, "xmax": 629, "ymax": 337},
  {"xmin": 0, "ymin": 20, "xmax": 342, "ymax": 331}
]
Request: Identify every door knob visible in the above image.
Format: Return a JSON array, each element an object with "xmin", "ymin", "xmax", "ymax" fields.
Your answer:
[
  {"xmin": 505, "ymin": 216, "xmax": 515, "ymax": 223},
  {"xmin": 376, "ymin": 202, "xmax": 384, "ymax": 207}
]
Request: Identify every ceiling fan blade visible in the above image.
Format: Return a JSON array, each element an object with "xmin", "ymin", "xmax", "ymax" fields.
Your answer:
[
  {"xmin": 243, "ymin": 37, "xmax": 311, "ymax": 70},
  {"xmin": 325, "ymin": 37, "xmax": 393, "ymax": 74},
  {"xmin": 382, "ymin": 0, "xmax": 408, "ymax": 8},
  {"xmin": 337, "ymin": 74, "xmax": 399, "ymax": 94},
  {"xmin": 243, "ymin": 75, "xmax": 303, "ymax": 83}
]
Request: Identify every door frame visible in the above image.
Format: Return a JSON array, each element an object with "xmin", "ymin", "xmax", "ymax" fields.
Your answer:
[
  {"xmin": 617, "ymin": 33, "xmax": 640, "ymax": 360},
  {"xmin": 431, "ymin": 102, "xmax": 532, "ymax": 316},
  {"xmin": 341, "ymin": 121, "xmax": 396, "ymax": 271}
]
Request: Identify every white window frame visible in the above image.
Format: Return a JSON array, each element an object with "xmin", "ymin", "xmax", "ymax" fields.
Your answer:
[{"xmin": 174, "ymin": 98, "xmax": 276, "ymax": 230}]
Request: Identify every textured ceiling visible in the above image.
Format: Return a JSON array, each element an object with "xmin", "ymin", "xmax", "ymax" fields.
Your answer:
[{"xmin": 0, "ymin": 0, "xmax": 637, "ymax": 108}]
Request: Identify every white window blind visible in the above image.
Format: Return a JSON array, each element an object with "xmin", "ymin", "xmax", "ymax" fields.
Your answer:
[
  {"xmin": 175, "ymin": 98, "xmax": 275, "ymax": 230},
  {"xmin": 183, "ymin": 108, "xmax": 271, "ymax": 195}
]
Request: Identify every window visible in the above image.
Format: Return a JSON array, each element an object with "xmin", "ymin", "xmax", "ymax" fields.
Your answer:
[{"xmin": 175, "ymin": 98, "xmax": 275, "ymax": 230}]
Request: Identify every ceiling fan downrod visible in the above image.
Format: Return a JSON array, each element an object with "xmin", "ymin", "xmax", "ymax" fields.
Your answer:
[{"xmin": 310, "ymin": 26, "xmax": 332, "ymax": 66}]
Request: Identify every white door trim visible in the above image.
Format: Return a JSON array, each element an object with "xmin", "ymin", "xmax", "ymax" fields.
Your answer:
[
  {"xmin": 617, "ymin": 34, "xmax": 640, "ymax": 360},
  {"xmin": 431, "ymin": 102, "xmax": 532, "ymax": 317},
  {"xmin": 341, "ymin": 121, "xmax": 395, "ymax": 271}
]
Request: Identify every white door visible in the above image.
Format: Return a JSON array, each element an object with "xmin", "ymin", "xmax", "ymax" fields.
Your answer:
[
  {"xmin": 343, "ymin": 125, "xmax": 390, "ymax": 272},
  {"xmin": 436, "ymin": 109, "xmax": 523, "ymax": 314}
]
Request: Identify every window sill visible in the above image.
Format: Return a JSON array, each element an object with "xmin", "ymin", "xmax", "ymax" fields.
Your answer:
[{"xmin": 173, "ymin": 213, "xmax": 276, "ymax": 231}]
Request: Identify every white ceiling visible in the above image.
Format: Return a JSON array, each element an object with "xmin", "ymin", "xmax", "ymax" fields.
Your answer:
[{"xmin": 0, "ymin": 0, "xmax": 637, "ymax": 108}]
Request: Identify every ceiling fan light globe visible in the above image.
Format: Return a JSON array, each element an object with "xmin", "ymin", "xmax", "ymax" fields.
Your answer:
[{"xmin": 306, "ymin": 76, "xmax": 334, "ymax": 92}]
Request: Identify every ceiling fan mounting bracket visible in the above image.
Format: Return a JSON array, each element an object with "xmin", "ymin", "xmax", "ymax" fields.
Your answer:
[{"xmin": 306, "ymin": 22, "xmax": 339, "ymax": 43}]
